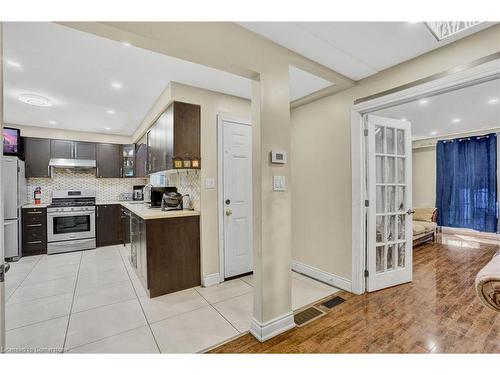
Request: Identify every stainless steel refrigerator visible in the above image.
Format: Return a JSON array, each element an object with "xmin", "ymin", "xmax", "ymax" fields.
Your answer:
[{"xmin": 2, "ymin": 156, "xmax": 26, "ymax": 260}]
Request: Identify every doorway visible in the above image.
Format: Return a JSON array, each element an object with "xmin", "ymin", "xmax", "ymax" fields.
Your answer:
[
  {"xmin": 351, "ymin": 57, "xmax": 500, "ymax": 295},
  {"xmin": 217, "ymin": 115, "xmax": 253, "ymax": 281}
]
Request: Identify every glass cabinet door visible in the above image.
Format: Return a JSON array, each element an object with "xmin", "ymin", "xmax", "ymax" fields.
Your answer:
[{"xmin": 122, "ymin": 144, "xmax": 136, "ymax": 178}]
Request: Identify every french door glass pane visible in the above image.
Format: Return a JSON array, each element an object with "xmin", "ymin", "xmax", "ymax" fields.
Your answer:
[
  {"xmin": 376, "ymin": 216, "xmax": 385, "ymax": 243},
  {"xmin": 375, "ymin": 126, "xmax": 385, "ymax": 154},
  {"xmin": 376, "ymin": 186, "xmax": 385, "ymax": 213},
  {"xmin": 397, "ymin": 129, "xmax": 405, "ymax": 155},
  {"xmin": 376, "ymin": 156, "xmax": 385, "ymax": 183},
  {"xmin": 387, "ymin": 245, "xmax": 395, "ymax": 270},
  {"xmin": 386, "ymin": 157, "xmax": 395, "ymax": 183},
  {"xmin": 397, "ymin": 186, "xmax": 405, "ymax": 212},
  {"xmin": 397, "ymin": 158, "xmax": 405, "ymax": 183},
  {"xmin": 398, "ymin": 243, "xmax": 406, "ymax": 267},
  {"xmin": 386, "ymin": 186, "xmax": 395, "ymax": 213},
  {"xmin": 376, "ymin": 246, "xmax": 385, "ymax": 273},
  {"xmin": 397, "ymin": 214, "xmax": 405, "ymax": 240},
  {"xmin": 387, "ymin": 215, "xmax": 396, "ymax": 241},
  {"xmin": 386, "ymin": 128, "xmax": 395, "ymax": 155}
]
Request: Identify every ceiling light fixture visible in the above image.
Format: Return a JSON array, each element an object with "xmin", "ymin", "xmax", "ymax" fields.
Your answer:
[
  {"xmin": 401, "ymin": 118, "xmax": 408, "ymax": 121},
  {"xmin": 488, "ymin": 97, "xmax": 499, "ymax": 105},
  {"xmin": 430, "ymin": 131, "xmax": 438, "ymax": 136},
  {"xmin": 122, "ymin": 42, "xmax": 132, "ymax": 47},
  {"xmin": 418, "ymin": 98, "xmax": 429, "ymax": 105},
  {"xmin": 111, "ymin": 82, "xmax": 122, "ymax": 89},
  {"xmin": 18, "ymin": 93, "xmax": 52, "ymax": 107},
  {"xmin": 48, "ymin": 120, "xmax": 57, "ymax": 125},
  {"xmin": 106, "ymin": 109, "xmax": 115, "ymax": 115},
  {"xmin": 6, "ymin": 60, "xmax": 22, "ymax": 69},
  {"xmin": 105, "ymin": 127, "xmax": 111, "ymax": 130},
  {"xmin": 451, "ymin": 118, "xmax": 462, "ymax": 124},
  {"xmin": 424, "ymin": 21, "xmax": 483, "ymax": 41}
]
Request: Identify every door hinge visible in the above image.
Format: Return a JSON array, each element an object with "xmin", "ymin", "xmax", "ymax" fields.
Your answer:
[
  {"xmin": 364, "ymin": 129, "xmax": 368, "ymax": 136},
  {"xmin": 364, "ymin": 200, "xmax": 369, "ymax": 207},
  {"xmin": 364, "ymin": 270, "xmax": 369, "ymax": 278}
]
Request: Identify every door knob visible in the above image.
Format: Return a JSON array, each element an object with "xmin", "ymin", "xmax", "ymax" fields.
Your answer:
[
  {"xmin": 406, "ymin": 209, "xmax": 415, "ymax": 215},
  {"xmin": 226, "ymin": 209, "xmax": 233, "ymax": 216}
]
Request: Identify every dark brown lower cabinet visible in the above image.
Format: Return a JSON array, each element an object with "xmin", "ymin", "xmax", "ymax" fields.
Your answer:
[
  {"xmin": 96, "ymin": 204, "xmax": 123, "ymax": 247},
  {"xmin": 22, "ymin": 207, "xmax": 47, "ymax": 255},
  {"xmin": 130, "ymin": 213, "xmax": 201, "ymax": 298}
]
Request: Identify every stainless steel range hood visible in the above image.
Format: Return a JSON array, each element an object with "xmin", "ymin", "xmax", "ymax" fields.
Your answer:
[{"xmin": 49, "ymin": 158, "xmax": 96, "ymax": 169}]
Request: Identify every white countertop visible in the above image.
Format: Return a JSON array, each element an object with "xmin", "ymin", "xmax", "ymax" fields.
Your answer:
[
  {"xmin": 22, "ymin": 203, "xmax": 50, "ymax": 208},
  {"xmin": 99, "ymin": 201, "xmax": 200, "ymax": 220}
]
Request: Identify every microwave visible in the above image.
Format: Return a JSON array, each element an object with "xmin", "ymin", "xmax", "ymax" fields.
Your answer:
[{"xmin": 150, "ymin": 187, "xmax": 178, "ymax": 208}]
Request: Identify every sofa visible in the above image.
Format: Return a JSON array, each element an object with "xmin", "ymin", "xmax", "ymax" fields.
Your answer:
[{"xmin": 413, "ymin": 207, "xmax": 438, "ymax": 246}]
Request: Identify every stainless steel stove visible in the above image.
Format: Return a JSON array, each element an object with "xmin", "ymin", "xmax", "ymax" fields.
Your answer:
[{"xmin": 47, "ymin": 190, "xmax": 96, "ymax": 254}]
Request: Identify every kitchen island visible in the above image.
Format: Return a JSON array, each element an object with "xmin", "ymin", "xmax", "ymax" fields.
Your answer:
[{"xmin": 116, "ymin": 202, "xmax": 201, "ymax": 298}]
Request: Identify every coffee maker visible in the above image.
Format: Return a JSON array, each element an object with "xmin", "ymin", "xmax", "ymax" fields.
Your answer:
[{"xmin": 133, "ymin": 185, "xmax": 144, "ymax": 201}]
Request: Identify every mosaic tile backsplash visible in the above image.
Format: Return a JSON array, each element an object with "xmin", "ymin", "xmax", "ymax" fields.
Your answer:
[
  {"xmin": 159, "ymin": 170, "xmax": 201, "ymax": 211},
  {"xmin": 27, "ymin": 169, "xmax": 148, "ymax": 204}
]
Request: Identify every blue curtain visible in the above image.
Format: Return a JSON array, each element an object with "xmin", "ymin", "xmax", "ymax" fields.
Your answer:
[{"xmin": 436, "ymin": 133, "xmax": 497, "ymax": 233}]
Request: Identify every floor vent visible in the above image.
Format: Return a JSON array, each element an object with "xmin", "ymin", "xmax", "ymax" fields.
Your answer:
[
  {"xmin": 320, "ymin": 296, "xmax": 346, "ymax": 309},
  {"xmin": 294, "ymin": 306, "xmax": 325, "ymax": 327}
]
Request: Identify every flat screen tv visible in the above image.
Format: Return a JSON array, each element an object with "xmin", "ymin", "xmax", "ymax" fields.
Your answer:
[{"xmin": 3, "ymin": 127, "xmax": 21, "ymax": 156}]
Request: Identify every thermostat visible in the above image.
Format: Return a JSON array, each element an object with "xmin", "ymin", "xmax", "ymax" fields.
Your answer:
[{"xmin": 271, "ymin": 151, "xmax": 287, "ymax": 164}]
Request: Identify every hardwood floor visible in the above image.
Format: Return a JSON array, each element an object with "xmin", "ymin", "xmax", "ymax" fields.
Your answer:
[{"xmin": 210, "ymin": 234, "xmax": 500, "ymax": 353}]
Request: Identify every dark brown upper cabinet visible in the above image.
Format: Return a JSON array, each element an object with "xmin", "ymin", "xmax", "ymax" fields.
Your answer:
[
  {"xmin": 74, "ymin": 141, "xmax": 96, "ymax": 159},
  {"xmin": 50, "ymin": 140, "xmax": 95, "ymax": 160},
  {"xmin": 24, "ymin": 138, "xmax": 51, "ymax": 178},
  {"xmin": 173, "ymin": 101, "xmax": 200, "ymax": 160},
  {"xmin": 121, "ymin": 144, "xmax": 136, "ymax": 178},
  {"xmin": 135, "ymin": 143, "xmax": 147, "ymax": 177},
  {"xmin": 147, "ymin": 101, "xmax": 200, "ymax": 174},
  {"xmin": 96, "ymin": 143, "xmax": 121, "ymax": 178},
  {"xmin": 50, "ymin": 139, "xmax": 73, "ymax": 159}
]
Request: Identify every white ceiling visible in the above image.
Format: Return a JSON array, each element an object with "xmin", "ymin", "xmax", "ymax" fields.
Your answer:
[
  {"xmin": 239, "ymin": 22, "xmax": 495, "ymax": 80},
  {"xmin": 3, "ymin": 22, "xmax": 333, "ymax": 135},
  {"xmin": 375, "ymin": 78, "xmax": 500, "ymax": 140}
]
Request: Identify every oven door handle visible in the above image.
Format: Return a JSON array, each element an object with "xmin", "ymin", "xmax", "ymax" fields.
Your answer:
[{"xmin": 47, "ymin": 210, "xmax": 95, "ymax": 217}]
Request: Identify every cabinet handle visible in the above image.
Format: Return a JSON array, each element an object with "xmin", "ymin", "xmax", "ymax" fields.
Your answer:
[
  {"xmin": 27, "ymin": 240, "xmax": 42, "ymax": 244},
  {"xmin": 26, "ymin": 211, "xmax": 42, "ymax": 215},
  {"xmin": 47, "ymin": 165, "xmax": 51, "ymax": 177},
  {"xmin": 27, "ymin": 224, "xmax": 42, "ymax": 227},
  {"xmin": 96, "ymin": 167, "xmax": 99, "ymax": 177}
]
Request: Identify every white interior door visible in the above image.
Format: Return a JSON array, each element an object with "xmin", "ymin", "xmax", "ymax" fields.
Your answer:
[
  {"xmin": 366, "ymin": 114, "xmax": 413, "ymax": 292},
  {"xmin": 222, "ymin": 118, "xmax": 253, "ymax": 278}
]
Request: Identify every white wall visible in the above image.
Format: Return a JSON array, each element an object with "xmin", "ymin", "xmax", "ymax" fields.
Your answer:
[{"xmin": 412, "ymin": 146, "xmax": 436, "ymax": 208}]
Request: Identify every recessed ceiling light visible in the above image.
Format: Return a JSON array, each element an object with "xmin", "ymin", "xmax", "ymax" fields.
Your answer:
[
  {"xmin": 451, "ymin": 118, "xmax": 462, "ymax": 124},
  {"xmin": 48, "ymin": 120, "xmax": 57, "ymax": 125},
  {"xmin": 6, "ymin": 60, "xmax": 22, "ymax": 69},
  {"xmin": 122, "ymin": 42, "xmax": 132, "ymax": 47},
  {"xmin": 401, "ymin": 118, "xmax": 408, "ymax": 121},
  {"xmin": 106, "ymin": 109, "xmax": 115, "ymax": 115},
  {"xmin": 18, "ymin": 93, "xmax": 52, "ymax": 107},
  {"xmin": 418, "ymin": 98, "xmax": 429, "ymax": 105},
  {"xmin": 111, "ymin": 82, "xmax": 122, "ymax": 89},
  {"xmin": 104, "ymin": 127, "xmax": 111, "ymax": 131},
  {"xmin": 430, "ymin": 131, "xmax": 438, "ymax": 136},
  {"xmin": 488, "ymin": 97, "xmax": 499, "ymax": 105}
]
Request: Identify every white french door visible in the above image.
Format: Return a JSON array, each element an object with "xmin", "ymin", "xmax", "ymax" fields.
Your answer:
[
  {"xmin": 221, "ymin": 117, "xmax": 253, "ymax": 278},
  {"xmin": 366, "ymin": 115, "xmax": 413, "ymax": 292}
]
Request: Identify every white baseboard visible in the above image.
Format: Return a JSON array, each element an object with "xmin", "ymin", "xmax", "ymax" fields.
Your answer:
[
  {"xmin": 202, "ymin": 273, "xmax": 221, "ymax": 287},
  {"xmin": 441, "ymin": 226, "xmax": 500, "ymax": 240},
  {"xmin": 292, "ymin": 260, "xmax": 352, "ymax": 292},
  {"xmin": 250, "ymin": 312, "xmax": 295, "ymax": 342}
]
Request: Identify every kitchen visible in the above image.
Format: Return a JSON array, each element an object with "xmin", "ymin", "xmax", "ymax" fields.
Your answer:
[
  {"xmin": 1, "ymin": 22, "xmax": 340, "ymax": 353},
  {"xmin": 5, "ymin": 99, "xmax": 202, "ymax": 298}
]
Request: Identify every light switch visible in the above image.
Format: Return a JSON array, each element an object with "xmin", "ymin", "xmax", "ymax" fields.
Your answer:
[
  {"xmin": 205, "ymin": 178, "xmax": 216, "ymax": 189},
  {"xmin": 273, "ymin": 176, "xmax": 286, "ymax": 192}
]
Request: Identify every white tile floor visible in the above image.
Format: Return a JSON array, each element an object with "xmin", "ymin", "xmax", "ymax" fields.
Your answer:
[{"xmin": 4, "ymin": 245, "xmax": 339, "ymax": 353}]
